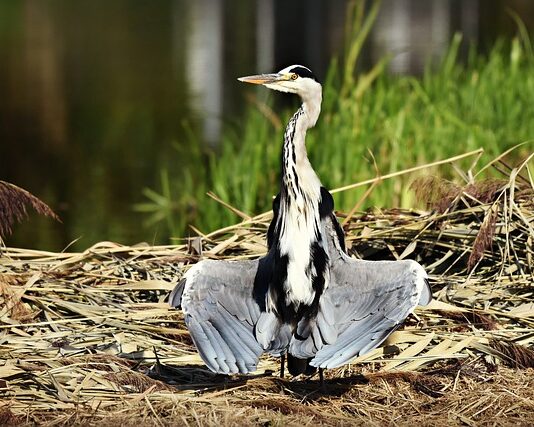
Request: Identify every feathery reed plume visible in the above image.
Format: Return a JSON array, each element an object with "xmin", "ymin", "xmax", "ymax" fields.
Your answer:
[
  {"xmin": 410, "ymin": 176, "xmax": 508, "ymax": 213},
  {"xmin": 0, "ymin": 180, "xmax": 60, "ymax": 238},
  {"xmin": 410, "ymin": 176, "xmax": 462, "ymax": 213},
  {"xmin": 468, "ymin": 207, "xmax": 498, "ymax": 271}
]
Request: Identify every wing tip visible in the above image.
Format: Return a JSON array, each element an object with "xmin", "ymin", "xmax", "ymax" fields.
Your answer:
[
  {"xmin": 169, "ymin": 278, "xmax": 186, "ymax": 308},
  {"xmin": 409, "ymin": 260, "xmax": 432, "ymax": 306},
  {"xmin": 414, "ymin": 261, "xmax": 432, "ymax": 305},
  {"xmin": 419, "ymin": 277, "xmax": 432, "ymax": 305}
]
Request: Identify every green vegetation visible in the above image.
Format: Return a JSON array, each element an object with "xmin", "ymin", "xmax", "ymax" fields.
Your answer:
[{"xmin": 137, "ymin": 2, "xmax": 534, "ymax": 239}]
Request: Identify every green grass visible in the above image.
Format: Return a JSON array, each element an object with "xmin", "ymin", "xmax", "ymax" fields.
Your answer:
[{"xmin": 137, "ymin": 3, "xmax": 534, "ymax": 239}]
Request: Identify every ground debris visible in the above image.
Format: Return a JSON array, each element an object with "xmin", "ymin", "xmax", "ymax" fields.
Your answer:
[{"xmin": 1, "ymin": 154, "xmax": 533, "ymax": 425}]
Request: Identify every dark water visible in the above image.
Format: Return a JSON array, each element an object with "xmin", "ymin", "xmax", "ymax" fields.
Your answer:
[{"xmin": 1, "ymin": 0, "xmax": 532, "ymax": 251}]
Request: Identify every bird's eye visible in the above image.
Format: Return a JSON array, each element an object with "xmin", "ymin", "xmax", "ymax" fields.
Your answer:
[{"xmin": 290, "ymin": 73, "xmax": 298, "ymax": 80}]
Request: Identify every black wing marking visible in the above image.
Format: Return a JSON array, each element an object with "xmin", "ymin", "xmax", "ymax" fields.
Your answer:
[{"xmin": 267, "ymin": 193, "xmax": 280, "ymax": 249}]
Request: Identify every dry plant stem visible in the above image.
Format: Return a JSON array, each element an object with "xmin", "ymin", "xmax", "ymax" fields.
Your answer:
[
  {"xmin": 204, "ymin": 150, "xmax": 485, "ymax": 235},
  {"xmin": 342, "ymin": 180, "xmax": 380, "ymax": 227},
  {"xmin": 0, "ymin": 151, "xmax": 533, "ymax": 425},
  {"xmin": 206, "ymin": 192, "xmax": 251, "ymax": 221},
  {"xmin": 342, "ymin": 150, "xmax": 381, "ymax": 226},
  {"xmin": 331, "ymin": 148, "xmax": 483, "ymax": 194}
]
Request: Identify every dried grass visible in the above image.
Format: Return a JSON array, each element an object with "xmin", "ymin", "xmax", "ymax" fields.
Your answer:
[{"xmin": 1, "ymin": 150, "xmax": 533, "ymax": 425}]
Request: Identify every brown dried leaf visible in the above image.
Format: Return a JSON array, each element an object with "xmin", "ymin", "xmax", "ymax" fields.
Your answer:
[
  {"xmin": 489, "ymin": 339, "xmax": 534, "ymax": 369},
  {"xmin": 0, "ymin": 274, "xmax": 37, "ymax": 322}
]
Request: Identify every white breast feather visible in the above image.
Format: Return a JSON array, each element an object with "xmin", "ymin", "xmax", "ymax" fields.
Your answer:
[
  {"xmin": 278, "ymin": 115, "xmax": 326, "ymax": 307},
  {"xmin": 269, "ymin": 92, "xmax": 330, "ymax": 309},
  {"xmin": 279, "ymin": 203, "xmax": 317, "ymax": 306}
]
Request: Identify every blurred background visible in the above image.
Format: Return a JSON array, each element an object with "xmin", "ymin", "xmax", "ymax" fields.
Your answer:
[{"xmin": 1, "ymin": 0, "xmax": 534, "ymax": 251}]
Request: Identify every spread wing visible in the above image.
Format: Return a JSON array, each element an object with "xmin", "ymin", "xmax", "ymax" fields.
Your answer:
[
  {"xmin": 170, "ymin": 256, "xmax": 285, "ymax": 374},
  {"xmin": 290, "ymin": 215, "xmax": 432, "ymax": 369},
  {"xmin": 309, "ymin": 257, "xmax": 431, "ymax": 369}
]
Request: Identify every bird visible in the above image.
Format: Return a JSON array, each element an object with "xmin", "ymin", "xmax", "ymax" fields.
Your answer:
[{"xmin": 169, "ymin": 65, "xmax": 432, "ymax": 379}]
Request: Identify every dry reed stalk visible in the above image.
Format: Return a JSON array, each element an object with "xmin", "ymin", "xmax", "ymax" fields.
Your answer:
[{"xmin": 1, "ymin": 150, "xmax": 533, "ymax": 425}]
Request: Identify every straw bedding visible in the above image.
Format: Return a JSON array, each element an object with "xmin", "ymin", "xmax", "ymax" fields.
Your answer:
[{"xmin": 1, "ymin": 152, "xmax": 533, "ymax": 425}]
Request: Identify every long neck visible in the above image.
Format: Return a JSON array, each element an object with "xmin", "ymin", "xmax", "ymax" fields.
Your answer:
[
  {"xmin": 268, "ymin": 86, "xmax": 328, "ymax": 313},
  {"xmin": 281, "ymin": 93, "xmax": 322, "ymax": 200}
]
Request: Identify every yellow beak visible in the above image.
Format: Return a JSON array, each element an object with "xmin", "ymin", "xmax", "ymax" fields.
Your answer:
[{"xmin": 237, "ymin": 73, "xmax": 288, "ymax": 85}]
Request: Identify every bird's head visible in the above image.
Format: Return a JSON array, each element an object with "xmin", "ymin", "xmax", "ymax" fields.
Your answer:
[{"xmin": 238, "ymin": 65, "xmax": 321, "ymax": 98}]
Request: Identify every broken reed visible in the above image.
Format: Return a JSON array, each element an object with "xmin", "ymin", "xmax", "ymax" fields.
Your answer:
[{"xmin": 0, "ymin": 152, "xmax": 533, "ymax": 424}]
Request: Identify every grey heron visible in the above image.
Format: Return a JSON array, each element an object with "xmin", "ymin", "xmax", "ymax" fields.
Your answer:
[{"xmin": 169, "ymin": 65, "xmax": 431, "ymax": 378}]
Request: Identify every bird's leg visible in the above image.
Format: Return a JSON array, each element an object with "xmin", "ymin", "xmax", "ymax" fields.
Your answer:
[
  {"xmin": 319, "ymin": 368, "xmax": 325, "ymax": 391},
  {"xmin": 280, "ymin": 353, "xmax": 285, "ymax": 378}
]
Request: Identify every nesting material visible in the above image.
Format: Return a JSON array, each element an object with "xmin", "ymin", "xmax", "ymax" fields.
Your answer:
[{"xmin": 1, "ymin": 154, "xmax": 533, "ymax": 425}]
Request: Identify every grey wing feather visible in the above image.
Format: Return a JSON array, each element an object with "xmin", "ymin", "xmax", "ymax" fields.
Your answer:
[
  {"xmin": 309, "ymin": 256, "xmax": 431, "ymax": 369},
  {"xmin": 299, "ymin": 215, "xmax": 432, "ymax": 369},
  {"xmin": 171, "ymin": 259, "xmax": 265, "ymax": 374}
]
